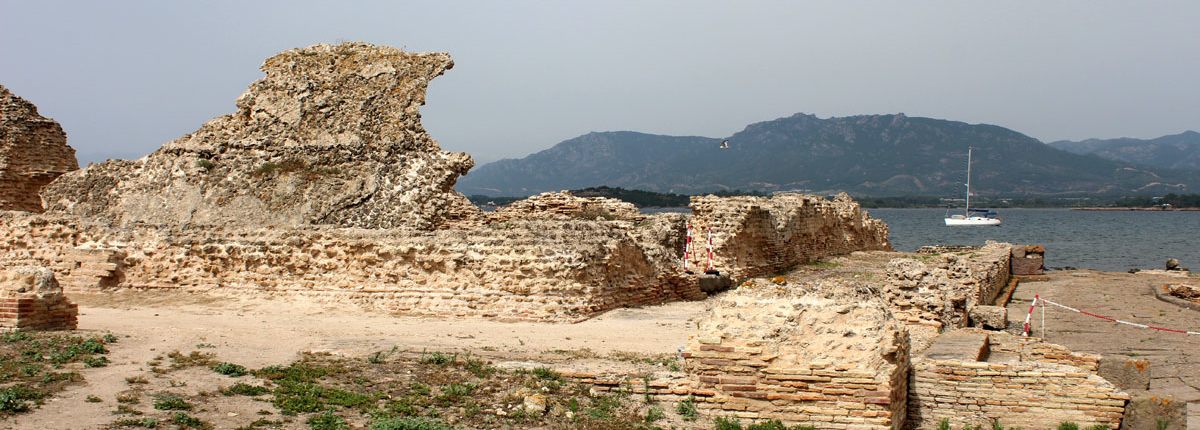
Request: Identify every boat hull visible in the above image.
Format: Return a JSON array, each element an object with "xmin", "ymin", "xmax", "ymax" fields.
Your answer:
[{"xmin": 944, "ymin": 217, "xmax": 1001, "ymax": 226}]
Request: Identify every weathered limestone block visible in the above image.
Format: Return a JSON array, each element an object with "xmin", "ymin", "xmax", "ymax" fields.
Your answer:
[
  {"xmin": 1098, "ymin": 357, "xmax": 1151, "ymax": 391},
  {"xmin": 1011, "ymin": 245, "xmax": 1045, "ymax": 275},
  {"xmin": 683, "ymin": 279, "xmax": 910, "ymax": 429},
  {"xmin": 0, "ymin": 267, "xmax": 78, "ymax": 331},
  {"xmin": 968, "ymin": 305, "xmax": 1008, "ymax": 330},
  {"xmin": 687, "ymin": 192, "xmax": 891, "ymax": 280},
  {"xmin": 41, "ymin": 42, "xmax": 481, "ymax": 230},
  {"xmin": 0, "ymin": 85, "xmax": 77, "ymax": 212}
]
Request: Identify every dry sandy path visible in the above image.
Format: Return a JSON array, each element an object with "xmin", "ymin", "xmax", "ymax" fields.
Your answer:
[{"xmin": 4, "ymin": 292, "xmax": 709, "ymax": 430}]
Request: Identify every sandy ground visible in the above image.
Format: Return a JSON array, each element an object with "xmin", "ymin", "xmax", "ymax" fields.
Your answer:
[{"xmin": 5, "ymin": 291, "xmax": 709, "ymax": 430}]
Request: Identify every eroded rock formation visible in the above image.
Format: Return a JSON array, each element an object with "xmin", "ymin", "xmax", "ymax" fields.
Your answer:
[
  {"xmin": 0, "ymin": 85, "xmax": 77, "ymax": 212},
  {"xmin": 41, "ymin": 43, "xmax": 480, "ymax": 230}
]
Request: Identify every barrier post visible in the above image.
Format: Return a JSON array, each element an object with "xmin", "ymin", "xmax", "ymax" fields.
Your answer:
[{"xmin": 1023, "ymin": 295, "xmax": 1039, "ymax": 337}]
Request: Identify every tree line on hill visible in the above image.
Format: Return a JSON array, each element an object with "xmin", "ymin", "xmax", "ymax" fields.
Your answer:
[{"xmin": 468, "ymin": 188, "xmax": 1200, "ymax": 209}]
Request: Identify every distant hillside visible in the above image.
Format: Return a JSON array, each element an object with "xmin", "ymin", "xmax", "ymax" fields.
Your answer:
[
  {"xmin": 1049, "ymin": 131, "xmax": 1200, "ymax": 170},
  {"xmin": 457, "ymin": 113, "xmax": 1199, "ymax": 197}
]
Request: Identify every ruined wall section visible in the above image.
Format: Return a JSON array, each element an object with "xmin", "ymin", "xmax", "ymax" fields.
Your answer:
[
  {"xmin": 687, "ymin": 193, "xmax": 890, "ymax": 280},
  {"xmin": 41, "ymin": 42, "xmax": 481, "ymax": 230},
  {"xmin": 0, "ymin": 85, "xmax": 77, "ymax": 212},
  {"xmin": 0, "ymin": 213, "xmax": 700, "ymax": 322},
  {"xmin": 682, "ymin": 280, "xmax": 910, "ymax": 428},
  {"xmin": 0, "ymin": 267, "xmax": 78, "ymax": 331},
  {"xmin": 486, "ymin": 191, "xmax": 645, "ymax": 223},
  {"xmin": 907, "ymin": 330, "xmax": 1125, "ymax": 429},
  {"xmin": 881, "ymin": 242, "xmax": 1012, "ymax": 349}
]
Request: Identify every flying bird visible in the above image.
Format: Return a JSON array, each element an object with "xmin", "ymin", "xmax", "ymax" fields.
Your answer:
[{"xmin": 720, "ymin": 139, "xmax": 729, "ymax": 149}]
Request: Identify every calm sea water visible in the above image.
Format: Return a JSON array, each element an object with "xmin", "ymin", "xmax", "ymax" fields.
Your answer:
[{"xmin": 866, "ymin": 208, "xmax": 1200, "ymax": 272}]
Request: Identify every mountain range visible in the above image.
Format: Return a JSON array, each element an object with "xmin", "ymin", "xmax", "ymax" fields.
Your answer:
[
  {"xmin": 457, "ymin": 113, "xmax": 1199, "ymax": 197},
  {"xmin": 1048, "ymin": 131, "xmax": 1200, "ymax": 171}
]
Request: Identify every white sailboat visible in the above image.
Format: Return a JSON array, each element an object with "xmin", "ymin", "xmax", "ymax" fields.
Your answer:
[{"xmin": 945, "ymin": 147, "xmax": 1001, "ymax": 226}]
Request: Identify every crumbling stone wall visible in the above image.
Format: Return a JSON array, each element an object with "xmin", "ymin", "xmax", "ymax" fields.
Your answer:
[
  {"xmin": 40, "ymin": 42, "xmax": 481, "ymax": 230},
  {"xmin": 907, "ymin": 329, "xmax": 1126, "ymax": 429},
  {"xmin": 681, "ymin": 279, "xmax": 910, "ymax": 428},
  {"xmin": 0, "ymin": 267, "xmax": 78, "ymax": 331},
  {"xmin": 486, "ymin": 191, "xmax": 645, "ymax": 223},
  {"xmin": 882, "ymin": 242, "xmax": 1012, "ymax": 349},
  {"xmin": 687, "ymin": 193, "xmax": 891, "ymax": 279},
  {"xmin": 0, "ymin": 212, "xmax": 697, "ymax": 322},
  {"xmin": 0, "ymin": 84, "xmax": 77, "ymax": 212}
]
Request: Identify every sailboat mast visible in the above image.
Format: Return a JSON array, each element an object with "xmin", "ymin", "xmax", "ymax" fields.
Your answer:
[{"xmin": 965, "ymin": 147, "xmax": 972, "ymax": 214}]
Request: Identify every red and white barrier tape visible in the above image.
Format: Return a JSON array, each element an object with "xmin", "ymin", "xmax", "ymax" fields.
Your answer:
[{"xmin": 1039, "ymin": 297, "xmax": 1200, "ymax": 335}]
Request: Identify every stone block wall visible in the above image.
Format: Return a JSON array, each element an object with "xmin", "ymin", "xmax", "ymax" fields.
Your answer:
[
  {"xmin": 687, "ymin": 193, "xmax": 891, "ymax": 280},
  {"xmin": 681, "ymin": 280, "xmax": 910, "ymax": 429},
  {"xmin": 0, "ymin": 268, "xmax": 78, "ymax": 331},
  {"xmin": 882, "ymin": 242, "xmax": 1012, "ymax": 348},
  {"xmin": 0, "ymin": 213, "xmax": 700, "ymax": 322},
  {"xmin": 907, "ymin": 329, "xmax": 1126, "ymax": 429}
]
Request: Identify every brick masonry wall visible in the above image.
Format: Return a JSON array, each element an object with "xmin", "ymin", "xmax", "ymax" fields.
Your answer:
[
  {"xmin": 0, "ymin": 213, "xmax": 701, "ymax": 322},
  {"xmin": 0, "ymin": 296, "xmax": 78, "ymax": 331},
  {"xmin": 678, "ymin": 281, "xmax": 911, "ymax": 429},
  {"xmin": 907, "ymin": 330, "xmax": 1125, "ymax": 429}
]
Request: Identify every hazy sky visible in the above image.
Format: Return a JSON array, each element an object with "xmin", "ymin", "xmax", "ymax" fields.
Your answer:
[{"xmin": 2, "ymin": 1, "xmax": 1197, "ymax": 166}]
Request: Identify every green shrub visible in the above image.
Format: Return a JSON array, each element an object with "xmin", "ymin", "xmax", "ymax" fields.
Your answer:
[
  {"xmin": 1058, "ymin": 423, "xmax": 1079, "ymax": 430},
  {"xmin": 221, "ymin": 383, "xmax": 270, "ymax": 396},
  {"xmin": 936, "ymin": 419, "xmax": 951, "ymax": 430},
  {"xmin": 369, "ymin": 417, "xmax": 454, "ymax": 430},
  {"xmin": 531, "ymin": 367, "xmax": 561, "ymax": 382},
  {"xmin": 0, "ymin": 387, "xmax": 33, "ymax": 412},
  {"xmin": 644, "ymin": 405, "xmax": 664, "ymax": 423},
  {"xmin": 111, "ymin": 417, "xmax": 158, "ymax": 428},
  {"xmin": 420, "ymin": 351, "xmax": 455, "ymax": 366},
  {"xmin": 152, "ymin": 394, "xmax": 192, "ymax": 411},
  {"xmin": 714, "ymin": 417, "xmax": 743, "ymax": 430},
  {"xmin": 212, "ymin": 362, "xmax": 248, "ymax": 377},
  {"xmin": 676, "ymin": 395, "xmax": 697, "ymax": 421},
  {"xmin": 196, "ymin": 159, "xmax": 216, "ymax": 171},
  {"xmin": 307, "ymin": 410, "xmax": 348, "ymax": 430},
  {"xmin": 171, "ymin": 412, "xmax": 210, "ymax": 429}
]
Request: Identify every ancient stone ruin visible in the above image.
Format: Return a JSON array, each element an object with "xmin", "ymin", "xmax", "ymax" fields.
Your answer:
[
  {"xmin": 0, "ymin": 42, "xmax": 1133, "ymax": 427},
  {"xmin": 0, "ymin": 267, "xmax": 78, "ymax": 331},
  {"xmin": 0, "ymin": 42, "xmax": 890, "ymax": 324},
  {"xmin": 0, "ymin": 85, "xmax": 77, "ymax": 212},
  {"xmin": 41, "ymin": 43, "xmax": 479, "ymax": 231},
  {"xmin": 682, "ymin": 280, "xmax": 911, "ymax": 428}
]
